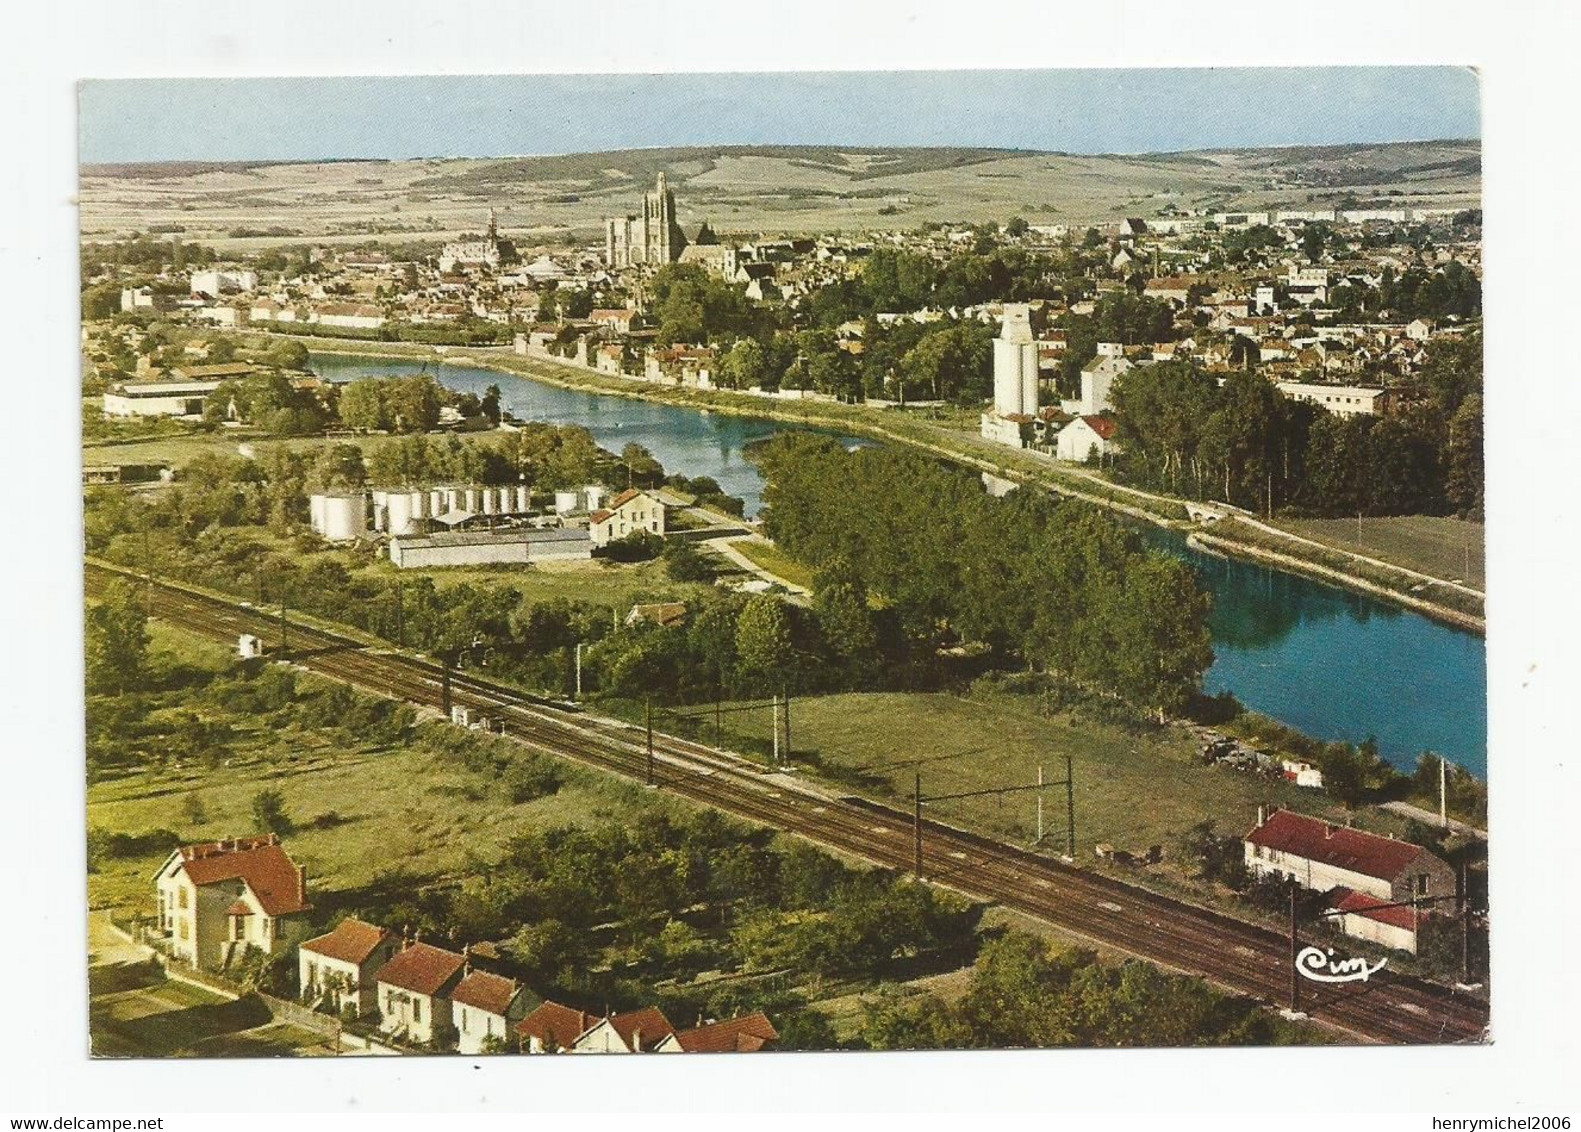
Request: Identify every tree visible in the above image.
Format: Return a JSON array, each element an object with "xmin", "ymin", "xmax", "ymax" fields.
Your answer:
[
  {"xmin": 662, "ymin": 538, "xmax": 714, "ymax": 583},
  {"xmin": 85, "ymin": 580, "xmax": 149, "ymax": 695},
  {"xmin": 1444, "ymin": 394, "xmax": 1483, "ymax": 518},
  {"xmin": 734, "ymin": 594, "xmax": 794, "ymax": 692},
  {"xmin": 251, "ymin": 788, "xmax": 293, "ymax": 834}
]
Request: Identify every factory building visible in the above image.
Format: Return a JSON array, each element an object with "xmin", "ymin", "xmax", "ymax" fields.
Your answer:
[{"xmin": 388, "ymin": 528, "xmax": 592, "ymax": 570}]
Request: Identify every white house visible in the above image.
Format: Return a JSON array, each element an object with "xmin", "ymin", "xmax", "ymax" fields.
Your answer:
[
  {"xmin": 589, "ymin": 489, "xmax": 667, "ymax": 548},
  {"xmin": 451, "ymin": 969, "xmax": 532, "ymax": 1055},
  {"xmin": 1243, "ymin": 808, "xmax": 1457, "ymax": 954},
  {"xmin": 373, "ymin": 941, "xmax": 467, "ymax": 1047},
  {"xmin": 1078, "ymin": 355, "xmax": 1132, "ymax": 416},
  {"xmin": 570, "ymin": 1007, "xmax": 677, "ymax": 1054},
  {"xmin": 153, "ymin": 834, "xmax": 312, "ymax": 971},
  {"xmin": 1055, "ymin": 415, "xmax": 1118, "ymax": 463},
  {"xmin": 299, "ymin": 918, "xmax": 398, "ymax": 1018}
]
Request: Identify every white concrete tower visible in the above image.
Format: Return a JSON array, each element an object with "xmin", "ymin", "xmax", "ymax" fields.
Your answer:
[{"xmin": 993, "ymin": 303, "xmax": 1038, "ymax": 417}]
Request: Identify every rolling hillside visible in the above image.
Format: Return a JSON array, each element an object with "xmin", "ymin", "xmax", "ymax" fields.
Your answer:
[{"xmin": 79, "ymin": 140, "xmax": 1481, "ymax": 251}]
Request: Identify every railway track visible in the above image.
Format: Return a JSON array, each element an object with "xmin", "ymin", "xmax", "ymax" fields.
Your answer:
[{"xmin": 87, "ymin": 561, "xmax": 1490, "ymax": 1046}]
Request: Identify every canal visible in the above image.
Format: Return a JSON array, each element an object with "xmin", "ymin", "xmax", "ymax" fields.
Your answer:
[{"xmin": 312, "ymin": 351, "xmax": 1489, "ymax": 777}]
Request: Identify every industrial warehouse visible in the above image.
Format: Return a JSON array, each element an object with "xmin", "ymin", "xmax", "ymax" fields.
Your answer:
[{"xmin": 308, "ymin": 481, "xmax": 668, "ymax": 568}]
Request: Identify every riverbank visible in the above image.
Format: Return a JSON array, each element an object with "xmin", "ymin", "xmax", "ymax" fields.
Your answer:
[{"xmin": 261, "ymin": 332, "xmax": 1485, "ymax": 633}]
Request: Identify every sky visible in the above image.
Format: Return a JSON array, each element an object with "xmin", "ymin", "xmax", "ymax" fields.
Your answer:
[{"xmin": 78, "ymin": 68, "xmax": 1480, "ymax": 165}]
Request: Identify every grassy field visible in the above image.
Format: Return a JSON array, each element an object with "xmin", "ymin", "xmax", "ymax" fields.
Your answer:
[
  {"xmin": 678, "ymin": 686, "xmax": 1404, "ymax": 871},
  {"xmin": 1271, "ymin": 515, "xmax": 1485, "ymax": 590},
  {"xmin": 86, "ymin": 623, "xmax": 697, "ymax": 921},
  {"xmin": 726, "ymin": 538, "xmax": 816, "ymax": 590}
]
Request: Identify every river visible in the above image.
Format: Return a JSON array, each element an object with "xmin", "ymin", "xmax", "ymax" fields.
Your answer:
[{"xmin": 312, "ymin": 351, "xmax": 1489, "ymax": 777}]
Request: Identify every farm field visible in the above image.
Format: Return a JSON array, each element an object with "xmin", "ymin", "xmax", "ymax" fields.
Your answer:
[
  {"xmin": 80, "ymin": 141, "xmax": 1482, "ymax": 251},
  {"xmin": 1271, "ymin": 514, "xmax": 1485, "ymax": 590}
]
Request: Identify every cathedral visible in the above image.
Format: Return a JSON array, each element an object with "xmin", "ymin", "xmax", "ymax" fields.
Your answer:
[
  {"xmin": 605, "ymin": 172, "xmax": 689, "ymax": 268},
  {"xmin": 439, "ymin": 208, "xmax": 505, "ymax": 273}
]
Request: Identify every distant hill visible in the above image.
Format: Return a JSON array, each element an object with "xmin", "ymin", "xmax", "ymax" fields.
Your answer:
[{"xmin": 79, "ymin": 140, "xmax": 1481, "ymax": 248}]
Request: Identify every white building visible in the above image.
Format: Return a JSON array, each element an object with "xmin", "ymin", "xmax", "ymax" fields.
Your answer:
[
  {"xmin": 452, "ymin": 970, "xmax": 531, "ymax": 1055},
  {"xmin": 1055, "ymin": 415, "xmax": 1118, "ymax": 463},
  {"xmin": 1078, "ymin": 355, "xmax": 1132, "ymax": 417},
  {"xmin": 589, "ymin": 489, "xmax": 666, "ymax": 548},
  {"xmin": 979, "ymin": 303, "xmax": 1039, "ymax": 447},
  {"xmin": 153, "ymin": 834, "xmax": 312, "ymax": 972},
  {"xmin": 388, "ymin": 527, "xmax": 592, "ymax": 569},
  {"xmin": 299, "ymin": 918, "xmax": 398, "ymax": 1018},
  {"xmin": 102, "ymin": 378, "xmax": 222, "ymax": 419},
  {"xmin": 373, "ymin": 941, "xmax": 467, "ymax": 1047},
  {"xmin": 1275, "ymin": 381, "xmax": 1388, "ymax": 418},
  {"xmin": 190, "ymin": 269, "xmax": 258, "ymax": 298}
]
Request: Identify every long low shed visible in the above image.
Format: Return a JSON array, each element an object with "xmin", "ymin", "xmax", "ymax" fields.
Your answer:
[{"xmin": 388, "ymin": 527, "xmax": 592, "ymax": 569}]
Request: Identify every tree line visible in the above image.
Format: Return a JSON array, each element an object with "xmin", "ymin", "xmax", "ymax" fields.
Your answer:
[
  {"xmin": 1110, "ymin": 332, "xmax": 1483, "ymax": 518},
  {"xmin": 755, "ymin": 435, "xmax": 1215, "ymax": 718}
]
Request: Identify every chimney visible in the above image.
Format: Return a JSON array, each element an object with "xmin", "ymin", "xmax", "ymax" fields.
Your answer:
[
  {"xmin": 297, "ymin": 864, "xmax": 307, "ymax": 904},
  {"xmin": 462, "ymin": 943, "xmax": 471, "ymax": 974},
  {"xmin": 1324, "ymin": 824, "xmax": 1336, "ymax": 839},
  {"xmin": 1256, "ymin": 805, "xmax": 1267, "ymax": 827}
]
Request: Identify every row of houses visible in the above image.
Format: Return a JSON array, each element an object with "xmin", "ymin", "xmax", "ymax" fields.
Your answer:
[{"xmin": 152, "ymin": 834, "xmax": 778, "ymax": 1054}]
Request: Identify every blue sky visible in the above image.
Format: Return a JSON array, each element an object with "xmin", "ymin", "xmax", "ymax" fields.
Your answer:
[{"xmin": 79, "ymin": 68, "xmax": 1479, "ymax": 164}]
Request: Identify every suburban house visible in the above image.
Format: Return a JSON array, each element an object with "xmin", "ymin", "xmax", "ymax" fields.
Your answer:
[
  {"xmin": 569, "ymin": 1007, "xmax": 678, "ymax": 1053},
  {"xmin": 589, "ymin": 488, "xmax": 667, "ymax": 548},
  {"xmin": 153, "ymin": 834, "xmax": 312, "ymax": 971},
  {"xmin": 373, "ymin": 940, "xmax": 468, "ymax": 1046},
  {"xmin": 656, "ymin": 1012, "xmax": 779, "ymax": 1053},
  {"xmin": 516, "ymin": 1001, "xmax": 779, "ymax": 1054},
  {"xmin": 452, "ymin": 969, "xmax": 534, "ymax": 1055},
  {"xmin": 1054, "ymin": 415, "xmax": 1118, "ymax": 463},
  {"xmin": 298, "ymin": 917, "xmax": 398, "ymax": 1018},
  {"xmin": 1243, "ymin": 808, "xmax": 1457, "ymax": 954},
  {"xmin": 1274, "ymin": 381, "xmax": 1389, "ymax": 418},
  {"xmin": 516, "ymin": 1001, "xmax": 598, "ymax": 1053}
]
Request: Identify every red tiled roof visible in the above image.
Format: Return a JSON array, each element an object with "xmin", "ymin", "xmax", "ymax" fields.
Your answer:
[
  {"xmin": 373, "ymin": 942, "xmax": 467, "ymax": 997},
  {"xmin": 176, "ymin": 835, "xmax": 310, "ymax": 916},
  {"xmin": 450, "ymin": 970, "xmax": 520, "ymax": 1016},
  {"xmin": 608, "ymin": 488, "xmax": 644, "ymax": 510},
  {"xmin": 673, "ymin": 1012, "xmax": 779, "ymax": 1053},
  {"xmin": 589, "ymin": 508, "xmax": 613, "ymax": 524},
  {"xmin": 517, "ymin": 1001, "xmax": 595, "ymax": 1050},
  {"xmin": 1081, "ymin": 415, "xmax": 1118, "ymax": 439},
  {"xmin": 1329, "ymin": 887, "xmax": 1421, "ymax": 932},
  {"xmin": 1246, "ymin": 810, "xmax": 1429, "ymax": 882},
  {"xmin": 302, "ymin": 918, "xmax": 392, "ymax": 966},
  {"xmin": 606, "ymin": 1007, "xmax": 676, "ymax": 1051}
]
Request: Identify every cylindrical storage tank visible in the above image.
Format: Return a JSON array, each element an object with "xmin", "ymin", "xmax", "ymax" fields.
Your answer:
[
  {"xmin": 514, "ymin": 485, "xmax": 529, "ymax": 513},
  {"xmin": 445, "ymin": 486, "xmax": 463, "ymax": 512},
  {"xmin": 411, "ymin": 490, "xmax": 429, "ymax": 520},
  {"xmin": 465, "ymin": 487, "xmax": 481, "ymax": 513},
  {"xmin": 309, "ymin": 493, "xmax": 327, "ymax": 534},
  {"xmin": 320, "ymin": 494, "xmax": 367, "ymax": 542},
  {"xmin": 370, "ymin": 489, "xmax": 390, "ymax": 532},
  {"xmin": 554, "ymin": 490, "xmax": 578, "ymax": 514},
  {"xmin": 584, "ymin": 485, "xmax": 606, "ymax": 512},
  {"xmin": 481, "ymin": 487, "xmax": 497, "ymax": 515},
  {"xmin": 386, "ymin": 491, "xmax": 415, "ymax": 536},
  {"xmin": 429, "ymin": 489, "xmax": 445, "ymax": 515}
]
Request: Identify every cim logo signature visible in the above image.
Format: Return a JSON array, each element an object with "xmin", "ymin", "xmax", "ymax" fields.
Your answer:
[{"xmin": 1295, "ymin": 945, "xmax": 1388, "ymax": 984}]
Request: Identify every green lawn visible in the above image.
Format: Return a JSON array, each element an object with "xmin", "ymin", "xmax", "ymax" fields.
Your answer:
[
  {"xmin": 726, "ymin": 538, "xmax": 816, "ymax": 589},
  {"xmin": 1271, "ymin": 515, "xmax": 1485, "ymax": 590},
  {"xmin": 688, "ymin": 686, "xmax": 1384, "ymax": 870}
]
